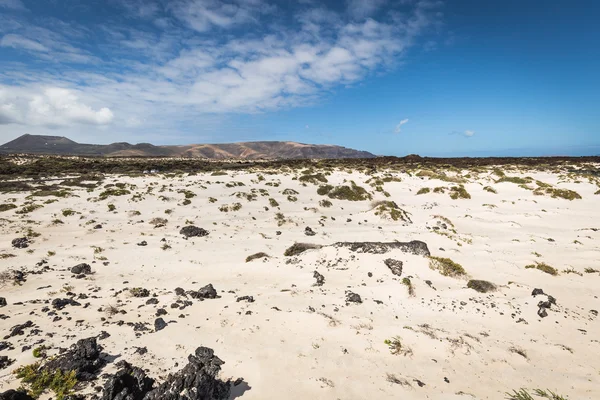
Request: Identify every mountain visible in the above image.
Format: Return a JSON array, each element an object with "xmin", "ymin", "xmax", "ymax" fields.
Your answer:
[{"xmin": 0, "ymin": 134, "xmax": 375, "ymax": 159}]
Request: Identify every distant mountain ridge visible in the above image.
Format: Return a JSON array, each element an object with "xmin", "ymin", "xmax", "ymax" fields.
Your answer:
[{"xmin": 0, "ymin": 134, "xmax": 376, "ymax": 159}]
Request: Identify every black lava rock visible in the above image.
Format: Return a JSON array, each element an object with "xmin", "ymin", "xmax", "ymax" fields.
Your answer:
[
  {"xmin": 154, "ymin": 318, "xmax": 167, "ymax": 332},
  {"xmin": 11, "ymin": 238, "xmax": 29, "ymax": 249},
  {"xmin": 384, "ymin": 259, "xmax": 403, "ymax": 276},
  {"xmin": 179, "ymin": 226, "xmax": 209, "ymax": 238},
  {"xmin": 71, "ymin": 263, "xmax": 92, "ymax": 275}
]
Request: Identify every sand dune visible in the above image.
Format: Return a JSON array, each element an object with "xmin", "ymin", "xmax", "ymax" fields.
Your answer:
[{"xmin": 0, "ymin": 162, "xmax": 599, "ymax": 399}]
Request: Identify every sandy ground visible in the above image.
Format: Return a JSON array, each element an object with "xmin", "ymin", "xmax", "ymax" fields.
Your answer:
[{"xmin": 0, "ymin": 164, "xmax": 599, "ymax": 399}]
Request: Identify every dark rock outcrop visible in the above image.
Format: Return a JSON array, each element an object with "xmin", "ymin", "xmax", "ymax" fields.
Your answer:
[
  {"xmin": 52, "ymin": 298, "xmax": 81, "ymax": 310},
  {"xmin": 101, "ymin": 360, "xmax": 155, "ymax": 400},
  {"xmin": 101, "ymin": 346, "xmax": 231, "ymax": 400},
  {"xmin": 190, "ymin": 284, "xmax": 218, "ymax": 300},
  {"xmin": 154, "ymin": 318, "xmax": 167, "ymax": 332},
  {"xmin": 0, "ymin": 355, "xmax": 15, "ymax": 370},
  {"xmin": 304, "ymin": 227, "xmax": 316, "ymax": 236},
  {"xmin": 0, "ymin": 389, "xmax": 35, "ymax": 400},
  {"xmin": 5, "ymin": 321, "xmax": 33, "ymax": 338},
  {"xmin": 143, "ymin": 347, "xmax": 231, "ymax": 400},
  {"xmin": 71, "ymin": 263, "xmax": 92, "ymax": 275},
  {"xmin": 179, "ymin": 226, "xmax": 209, "ymax": 238},
  {"xmin": 383, "ymin": 259, "xmax": 403, "ymax": 276},
  {"xmin": 43, "ymin": 337, "xmax": 106, "ymax": 381},
  {"xmin": 467, "ymin": 280, "xmax": 497, "ymax": 293},
  {"xmin": 313, "ymin": 271, "xmax": 325, "ymax": 286},
  {"xmin": 11, "ymin": 238, "xmax": 29, "ymax": 249},
  {"xmin": 334, "ymin": 240, "xmax": 430, "ymax": 256},
  {"xmin": 346, "ymin": 292, "xmax": 362, "ymax": 304},
  {"xmin": 0, "ymin": 297, "xmax": 6, "ymax": 307}
]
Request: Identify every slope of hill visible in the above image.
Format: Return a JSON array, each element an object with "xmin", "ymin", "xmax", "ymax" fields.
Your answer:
[{"xmin": 0, "ymin": 134, "xmax": 375, "ymax": 159}]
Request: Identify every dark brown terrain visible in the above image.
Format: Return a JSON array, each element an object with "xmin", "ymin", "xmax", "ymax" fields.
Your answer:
[{"xmin": 0, "ymin": 134, "xmax": 375, "ymax": 159}]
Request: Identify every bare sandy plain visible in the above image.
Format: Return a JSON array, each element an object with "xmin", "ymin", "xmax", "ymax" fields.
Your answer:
[{"xmin": 0, "ymin": 159, "xmax": 599, "ymax": 400}]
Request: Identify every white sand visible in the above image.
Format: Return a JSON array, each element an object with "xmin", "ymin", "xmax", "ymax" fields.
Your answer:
[{"xmin": 0, "ymin": 164, "xmax": 599, "ymax": 399}]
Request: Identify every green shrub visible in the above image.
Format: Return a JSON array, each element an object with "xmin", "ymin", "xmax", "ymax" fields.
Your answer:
[
  {"xmin": 62, "ymin": 209, "xmax": 76, "ymax": 217},
  {"xmin": 416, "ymin": 187, "xmax": 430, "ymax": 195},
  {"xmin": 319, "ymin": 199, "xmax": 333, "ymax": 208},
  {"xmin": 373, "ymin": 201, "xmax": 411, "ymax": 222},
  {"xmin": 0, "ymin": 203, "xmax": 17, "ymax": 212},
  {"xmin": 449, "ymin": 185, "xmax": 471, "ymax": 199},
  {"xmin": 14, "ymin": 363, "xmax": 77, "ymax": 400},
  {"xmin": 269, "ymin": 198, "xmax": 279, "ymax": 207},
  {"xmin": 505, "ymin": 388, "xmax": 568, "ymax": 400},
  {"xmin": 317, "ymin": 184, "xmax": 334, "ymax": 195},
  {"xmin": 16, "ymin": 204, "xmax": 43, "ymax": 214},
  {"xmin": 497, "ymin": 176, "xmax": 532, "ymax": 185},
  {"xmin": 325, "ymin": 182, "xmax": 371, "ymax": 201},
  {"xmin": 401, "ymin": 278, "xmax": 415, "ymax": 296},
  {"xmin": 525, "ymin": 262, "xmax": 558, "ymax": 276},
  {"xmin": 298, "ymin": 173, "xmax": 328, "ymax": 184},
  {"xmin": 107, "ymin": 204, "xmax": 116, "ymax": 212},
  {"xmin": 429, "ymin": 256, "xmax": 467, "ymax": 277},
  {"xmin": 99, "ymin": 188, "xmax": 130, "ymax": 200},
  {"xmin": 483, "ymin": 186, "xmax": 497, "ymax": 194}
]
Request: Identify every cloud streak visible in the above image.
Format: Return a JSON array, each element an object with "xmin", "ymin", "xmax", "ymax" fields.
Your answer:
[
  {"xmin": 0, "ymin": 0, "xmax": 443, "ymax": 142},
  {"xmin": 394, "ymin": 118, "xmax": 409, "ymax": 133}
]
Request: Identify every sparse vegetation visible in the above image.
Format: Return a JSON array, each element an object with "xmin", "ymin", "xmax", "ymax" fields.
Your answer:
[
  {"xmin": 384, "ymin": 336, "xmax": 413, "ymax": 356},
  {"xmin": 322, "ymin": 182, "xmax": 371, "ymax": 201},
  {"xmin": 584, "ymin": 267, "xmax": 599, "ymax": 274},
  {"xmin": 246, "ymin": 252, "xmax": 269, "ymax": 262},
  {"xmin": 0, "ymin": 203, "xmax": 17, "ymax": 212},
  {"xmin": 401, "ymin": 278, "xmax": 415, "ymax": 296},
  {"xmin": 372, "ymin": 200, "xmax": 411, "ymax": 222},
  {"xmin": 14, "ymin": 362, "xmax": 78, "ymax": 400},
  {"xmin": 525, "ymin": 262, "xmax": 558, "ymax": 276},
  {"xmin": 62, "ymin": 209, "xmax": 76, "ymax": 217},
  {"xmin": 16, "ymin": 204, "xmax": 43, "ymax": 214},
  {"xmin": 319, "ymin": 199, "xmax": 332, "ymax": 208},
  {"xmin": 219, "ymin": 202, "xmax": 242, "ymax": 212},
  {"xmin": 483, "ymin": 186, "xmax": 497, "ymax": 193},
  {"xmin": 505, "ymin": 388, "xmax": 568, "ymax": 400},
  {"xmin": 416, "ymin": 187, "xmax": 430, "ymax": 195},
  {"xmin": 99, "ymin": 188, "xmax": 130, "ymax": 200},
  {"xmin": 449, "ymin": 185, "xmax": 471, "ymax": 199},
  {"xmin": 269, "ymin": 198, "xmax": 279, "ymax": 207},
  {"xmin": 429, "ymin": 256, "xmax": 467, "ymax": 277},
  {"xmin": 107, "ymin": 204, "xmax": 116, "ymax": 212},
  {"xmin": 284, "ymin": 243, "xmax": 322, "ymax": 257}
]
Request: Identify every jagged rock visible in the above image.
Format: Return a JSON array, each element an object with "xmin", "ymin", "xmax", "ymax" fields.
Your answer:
[
  {"xmin": 43, "ymin": 337, "xmax": 106, "ymax": 381},
  {"xmin": 156, "ymin": 309, "xmax": 167, "ymax": 317},
  {"xmin": 236, "ymin": 296, "xmax": 254, "ymax": 303},
  {"xmin": 71, "ymin": 263, "xmax": 92, "ymax": 275},
  {"xmin": 179, "ymin": 226, "xmax": 209, "ymax": 238},
  {"xmin": 137, "ymin": 241, "xmax": 147, "ymax": 247},
  {"xmin": 0, "ymin": 355, "xmax": 15, "ymax": 370},
  {"xmin": 0, "ymin": 341, "xmax": 14, "ymax": 351},
  {"xmin": 154, "ymin": 318, "xmax": 167, "ymax": 332},
  {"xmin": 383, "ymin": 259, "xmax": 403, "ymax": 276},
  {"xmin": 0, "ymin": 297, "xmax": 6, "ymax": 307},
  {"xmin": 0, "ymin": 389, "xmax": 34, "ymax": 400},
  {"xmin": 532, "ymin": 288, "xmax": 545, "ymax": 296},
  {"xmin": 174, "ymin": 288, "xmax": 185, "ymax": 296},
  {"xmin": 346, "ymin": 292, "xmax": 362, "ymax": 304},
  {"xmin": 191, "ymin": 284, "xmax": 218, "ymax": 300},
  {"xmin": 131, "ymin": 288, "xmax": 150, "ymax": 298},
  {"xmin": 304, "ymin": 227, "xmax": 316, "ymax": 236},
  {"xmin": 334, "ymin": 240, "xmax": 430, "ymax": 256},
  {"xmin": 143, "ymin": 347, "xmax": 231, "ymax": 400},
  {"xmin": 101, "ymin": 360, "xmax": 155, "ymax": 400},
  {"xmin": 467, "ymin": 280, "xmax": 497, "ymax": 293},
  {"xmin": 11, "ymin": 238, "xmax": 29, "ymax": 249},
  {"xmin": 313, "ymin": 271, "xmax": 325, "ymax": 286},
  {"xmin": 146, "ymin": 298, "xmax": 159, "ymax": 305},
  {"xmin": 52, "ymin": 298, "xmax": 81, "ymax": 310},
  {"xmin": 5, "ymin": 321, "xmax": 33, "ymax": 338}
]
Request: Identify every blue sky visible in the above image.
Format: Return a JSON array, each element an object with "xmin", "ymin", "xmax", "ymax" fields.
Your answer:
[{"xmin": 0, "ymin": 0, "xmax": 598, "ymax": 156}]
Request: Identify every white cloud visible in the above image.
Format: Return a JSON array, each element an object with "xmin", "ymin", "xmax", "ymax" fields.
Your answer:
[
  {"xmin": 1, "ymin": 34, "xmax": 48, "ymax": 52},
  {"xmin": 0, "ymin": 0, "xmax": 27, "ymax": 11},
  {"xmin": 346, "ymin": 0, "xmax": 387, "ymax": 19},
  {"xmin": 0, "ymin": 86, "xmax": 114, "ymax": 127},
  {"xmin": 0, "ymin": 0, "xmax": 443, "ymax": 141},
  {"xmin": 394, "ymin": 118, "xmax": 409, "ymax": 133},
  {"xmin": 464, "ymin": 130, "xmax": 475, "ymax": 137}
]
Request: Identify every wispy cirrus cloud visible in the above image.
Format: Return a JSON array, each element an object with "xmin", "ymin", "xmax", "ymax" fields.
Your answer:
[
  {"xmin": 0, "ymin": 0, "xmax": 444, "ymax": 143},
  {"xmin": 0, "ymin": 0, "xmax": 27, "ymax": 11},
  {"xmin": 394, "ymin": 118, "xmax": 409, "ymax": 133},
  {"xmin": 450, "ymin": 130, "xmax": 475, "ymax": 137}
]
